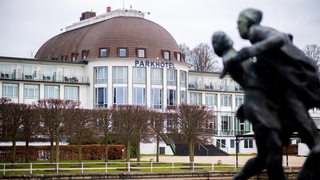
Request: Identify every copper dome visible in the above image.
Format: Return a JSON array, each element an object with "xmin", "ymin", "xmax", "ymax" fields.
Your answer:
[{"xmin": 35, "ymin": 13, "xmax": 182, "ymax": 61}]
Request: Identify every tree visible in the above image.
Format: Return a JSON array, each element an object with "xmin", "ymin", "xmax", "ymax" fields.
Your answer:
[
  {"xmin": 149, "ymin": 111, "xmax": 165, "ymax": 162},
  {"xmin": 180, "ymin": 43, "xmax": 221, "ymax": 72},
  {"xmin": 176, "ymin": 104, "xmax": 213, "ymax": 164},
  {"xmin": 0, "ymin": 98, "xmax": 12, "ymax": 142},
  {"xmin": 3, "ymin": 103, "xmax": 26, "ymax": 163},
  {"xmin": 64, "ymin": 108, "xmax": 94, "ymax": 162},
  {"xmin": 37, "ymin": 99, "xmax": 79, "ymax": 163},
  {"xmin": 112, "ymin": 105, "xmax": 150, "ymax": 163},
  {"xmin": 93, "ymin": 108, "xmax": 113, "ymax": 162},
  {"xmin": 20, "ymin": 104, "xmax": 39, "ymax": 163},
  {"xmin": 304, "ymin": 44, "xmax": 320, "ymax": 70}
]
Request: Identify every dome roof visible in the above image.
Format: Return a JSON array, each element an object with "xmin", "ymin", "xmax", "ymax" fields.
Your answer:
[{"xmin": 35, "ymin": 12, "xmax": 182, "ymax": 61}]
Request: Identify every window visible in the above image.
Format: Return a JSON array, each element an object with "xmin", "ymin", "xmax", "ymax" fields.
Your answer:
[
  {"xmin": 95, "ymin": 87, "xmax": 108, "ymax": 108},
  {"xmin": 81, "ymin": 50, "xmax": 89, "ymax": 59},
  {"xmin": 44, "ymin": 85, "xmax": 59, "ymax": 99},
  {"xmin": 244, "ymin": 139, "xmax": 253, "ymax": 148},
  {"xmin": 23, "ymin": 65, "xmax": 36, "ymax": 79},
  {"xmin": 180, "ymin": 90, "xmax": 187, "ymax": 104},
  {"xmin": 71, "ymin": 53, "xmax": 78, "ymax": 62},
  {"xmin": 221, "ymin": 115, "xmax": 231, "ymax": 135},
  {"xmin": 175, "ymin": 52, "xmax": 181, "ymax": 61},
  {"xmin": 230, "ymin": 139, "xmax": 235, "ymax": 148},
  {"xmin": 167, "ymin": 69, "xmax": 176, "ymax": 86},
  {"xmin": 118, "ymin": 48, "xmax": 128, "ymax": 58},
  {"xmin": 133, "ymin": 67, "xmax": 146, "ymax": 84},
  {"xmin": 3, "ymin": 83, "xmax": 18, "ymax": 98},
  {"xmin": 167, "ymin": 89, "xmax": 176, "ymax": 106},
  {"xmin": 221, "ymin": 94, "xmax": 232, "ymax": 107},
  {"xmin": 24, "ymin": 84, "xmax": 39, "ymax": 99},
  {"xmin": 113, "ymin": 67, "xmax": 127, "ymax": 84},
  {"xmin": 133, "ymin": 87, "xmax": 146, "ymax": 105},
  {"xmin": 205, "ymin": 93, "xmax": 217, "ymax": 107},
  {"xmin": 99, "ymin": 48, "xmax": 109, "ymax": 58},
  {"xmin": 190, "ymin": 92, "xmax": 202, "ymax": 104},
  {"xmin": 95, "ymin": 67, "xmax": 108, "ymax": 84},
  {"xmin": 220, "ymin": 79, "xmax": 227, "ymax": 91},
  {"xmin": 152, "ymin": 88, "xmax": 162, "ymax": 109},
  {"xmin": 113, "ymin": 87, "xmax": 127, "ymax": 105},
  {"xmin": 235, "ymin": 84, "xmax": 243, "ymax": 91},
  {"xmin": 43, "ymin": 66, "xmax": 56, "ymax": 81},
  {"xmin": 162, "ymin": 50, "xmax": 170, "ymax": 60},
  {"xmin": 180, "ymin": 71, "xmax": 187, "ymax": 87},
  {"xmin": 151, "ymin": 68, "xmax": 162, "ymax": 85},
  {"xmin": 64, "ymin": 86, "xmax": 79, "ymax": 100},
  {"xmin": 167, "ymin": 119, "xmax": 176, "ymax": 132},
  {"xmin": 137, "ymin": 48, "xmax": 146, "ymax": 58},
  {"xmin": 216, "ymin": 139, "xmax": 226, "ymax": 148},
  {"xmin": 235, "ymin": 95, "xmax": 244, "ymax": 107}
]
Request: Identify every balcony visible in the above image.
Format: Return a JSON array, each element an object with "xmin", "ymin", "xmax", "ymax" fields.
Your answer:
[
  {"xmin": 214, "ymin": 130, "xmax": 251, "ymax": 136},
  {"xmin": 0, "ymin": 71, "xmax": 89, "ymax": 84}
]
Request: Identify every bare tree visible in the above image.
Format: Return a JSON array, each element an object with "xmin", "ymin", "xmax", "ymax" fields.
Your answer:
[
  {"xmin": 176, "ymin": 104, "xmax": 214, "ymax": 164},
  {"xmin": 37, "ymin": 99, "xmax": 79, "ymax": 163},
  {"xmin": 2, "ymin": 103, "xmax": 26, "ymax": 163},
  {"xmin": 180, "ymin": 43, "xmax": 221, "ymax": 72},
  {"xmin": 93, "ymin": 108, "xmax": 113, "ymax": 162},
  {"xmin": 112, "ymin": 105, "xmax": 150, "ymax": 163},
  {"xmin": 64, "ymin": 108, "xmax": 94, "ymax": 162},
  {"xmin": 20, "ymin": 104, "xmax": 39, "ymax": 163},
  {"xmin": 0, "ymin": 98, "xmax": 12, "ymax": 142},
  {"xmin": 149, "ymin": 111, "xmax": 165, "ymax": 162},
  {"xmin": 304, "ymin": 44, "xmax": 320, "ymax": 69}
]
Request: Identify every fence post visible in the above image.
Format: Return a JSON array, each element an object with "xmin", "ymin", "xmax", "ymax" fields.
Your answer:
[
  {"xmin": 172, "ymin": 162, "xmax": 174, "ymax": 172},
  {"xmin": 3, "ymin": 164, "xmax": 5, "ymax": 175},
  {"xmin": 30, "ymin": 163, "xmax": 32, "ymax": 174},
  {"xmin": 212, "ymin": 163, "xmax": 214, "ymax": 172},
  {"xmin": 56, "ymin": 163, "xmax": 59, "ymax": 174},
  {"xmin": 128, "ymin": 161, "xmax": 130, "ymax": 173},
  {"xmin": 81, "ymin": 162, "xmax": 84, "ymax": 174},
  {"xmin": 150, "ymin": 161, "xmax": 153, "ymax": 173},
  {"xmin": 105, "ymin": 162, "xmax": 108, "ymax": 173},
  {"xmin": 192, "ymin": 161, "xmax": 194, "ymax": 172}
]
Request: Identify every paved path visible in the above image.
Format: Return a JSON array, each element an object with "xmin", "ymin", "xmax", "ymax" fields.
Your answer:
[{"xmin": 140, "ymin": 155, "xmax": 306, "ymax": 167}]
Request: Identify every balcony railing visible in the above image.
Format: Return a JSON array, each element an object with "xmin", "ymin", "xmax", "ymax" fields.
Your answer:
[
  {"xmin": 188, "ymin": 82, "xmax": 243, "ymax": 92},
  {"xmin": 0, "ymin": 71, "xmax": 89, "ymax": 84},
  {"xmin": 214, "ymin": 130, "xmax": 251, "ymax": 136}
]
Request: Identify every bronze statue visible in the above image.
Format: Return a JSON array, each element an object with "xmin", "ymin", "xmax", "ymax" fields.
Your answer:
[{"xmin": 212, "ymin": 8, "xmax": 320, "ymax": 180}]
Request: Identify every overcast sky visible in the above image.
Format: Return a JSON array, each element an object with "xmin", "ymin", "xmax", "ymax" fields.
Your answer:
[{"xmin": 0, "ymin": 0, "xmax": 319, "ymax": 58}]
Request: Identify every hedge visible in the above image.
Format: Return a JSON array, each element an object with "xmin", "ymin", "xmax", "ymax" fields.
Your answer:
[{"xmin": 0, "ymin": 144, "xmax": 125, "ymax": 162}]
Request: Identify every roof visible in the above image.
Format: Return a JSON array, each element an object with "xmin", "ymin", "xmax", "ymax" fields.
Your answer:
[{"xmin": 35, "ymin": 10, "xmax": 181, "ymax": 62}]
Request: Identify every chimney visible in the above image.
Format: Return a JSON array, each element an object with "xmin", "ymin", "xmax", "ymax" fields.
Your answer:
[
  {"xmin": 107, "ymin": 6, "xmax": 111, "ymax": 13},
  {"xmin": 80, "ymin": 11, "xmax": 96, "ymax": 21}
]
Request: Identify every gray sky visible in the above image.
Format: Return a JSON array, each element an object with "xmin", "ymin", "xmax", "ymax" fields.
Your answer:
[{"xmin": 0, "ymin": 0, "xmax": 319, "ymax": 58}]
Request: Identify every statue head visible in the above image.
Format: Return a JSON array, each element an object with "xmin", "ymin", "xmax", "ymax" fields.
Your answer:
[
  {"xmin": 211, "ymin": 31, "xmax": 233, "ymax": 57},
  {"xmin": 238, "ymin": 8, "xmax": 263, "ymax": 39}
]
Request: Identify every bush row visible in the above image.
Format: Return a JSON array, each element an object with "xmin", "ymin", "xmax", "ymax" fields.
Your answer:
[{"xmin": 0, "ymin": 144, "xmax": 125, "ymax": 162}]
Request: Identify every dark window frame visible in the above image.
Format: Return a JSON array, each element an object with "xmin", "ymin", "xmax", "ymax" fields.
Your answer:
[
  {"xmin": 161, "ymin": 50, "xmax": 170, "ymax": 60},
  {"xmin": 99, "ymin": 47, "xmax": 110, "ymax": 58},
  {"xmin": 136, "ymin": 48, "xmax": 147, "ymax": 58},
  {"xmin": 81, "ymin": 49, "xmax": 89, "ymax": 59},
  {"xmin": 117, "ymin": 47, "xmax": 128, "ymax": 58},
  {"xmin": 71, "ymin": 53, "xmax": 78, "ymax": 62}
]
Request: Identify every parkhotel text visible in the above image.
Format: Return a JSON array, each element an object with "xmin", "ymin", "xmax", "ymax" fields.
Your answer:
[{"xmin": 135, "ymin": 60, "xmax": 175, "ymax": 69}]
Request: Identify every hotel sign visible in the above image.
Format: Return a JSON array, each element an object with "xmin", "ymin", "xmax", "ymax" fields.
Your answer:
[{"xmin": 135, "ymin": 60, "xmax": 175, "ymax": 69}]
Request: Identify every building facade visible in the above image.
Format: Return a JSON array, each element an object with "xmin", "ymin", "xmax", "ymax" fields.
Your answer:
[{"xmin": 1, "ymin": 8, "xmax": 319, "ymax": 154}]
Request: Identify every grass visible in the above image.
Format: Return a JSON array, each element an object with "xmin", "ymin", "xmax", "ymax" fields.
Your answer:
[{"xmin": 0, "ymin": 159, "xmax": 241, "ymax": 175}]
